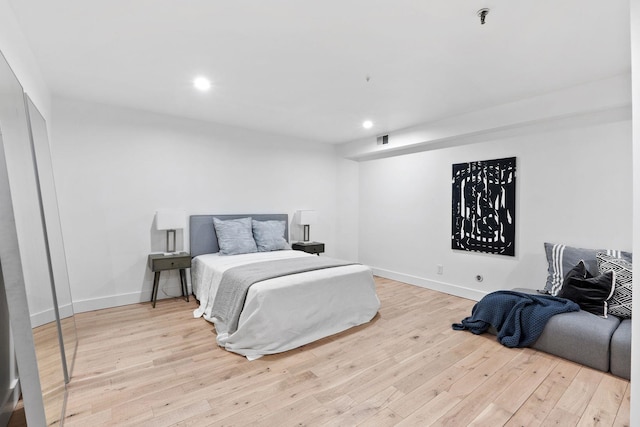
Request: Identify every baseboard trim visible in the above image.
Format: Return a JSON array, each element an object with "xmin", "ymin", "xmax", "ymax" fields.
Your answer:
[
  {"xmin": 30, "ymin": 308, "xmax": 57, "ymax": 328},
  {"xmin": 371, "ymin": 267, "xmax": 487, "ymax": 302},
  {"xmin": 29, "ymin": 302, "xmax": 75, "ymax": 328},
  {"xmin": 73, "ymin": 283, "xmax": 192, "ymax": 313}
]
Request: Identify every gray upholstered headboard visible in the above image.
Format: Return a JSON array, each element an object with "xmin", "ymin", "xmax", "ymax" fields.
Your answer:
[{"xmin": 189, "ymin": 214, "xmax": 289, "ymax": 257}]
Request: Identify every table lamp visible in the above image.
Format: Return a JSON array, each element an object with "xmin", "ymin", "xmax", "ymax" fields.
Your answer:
[
  {"xmin": 156, "ymin": 209, "xmax": 186, "ymax": 253},
  {"xmin": 296, "ymin": 210, "xmax": 317, "ymax": 242}
]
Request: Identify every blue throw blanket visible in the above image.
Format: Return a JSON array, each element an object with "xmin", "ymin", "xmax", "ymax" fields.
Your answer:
[{"xmin": 452, "ymin": 290, "xmax": 580, "ymax": 348}]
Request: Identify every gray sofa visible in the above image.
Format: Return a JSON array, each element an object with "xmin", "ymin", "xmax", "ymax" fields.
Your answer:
[{"xmin": 510, "ymin": 288, "xmax": 630, "ymax": 380}]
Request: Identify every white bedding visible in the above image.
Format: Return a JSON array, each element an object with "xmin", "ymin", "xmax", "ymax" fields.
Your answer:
[{"xmin": 192, "ymin": 250, "xmax": 380, "ymax": 359}]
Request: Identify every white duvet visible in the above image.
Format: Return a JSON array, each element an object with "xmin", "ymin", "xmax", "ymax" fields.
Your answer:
[{"xmin": 192, "ymin": 250, "xmax": 380, "ymax": 359}]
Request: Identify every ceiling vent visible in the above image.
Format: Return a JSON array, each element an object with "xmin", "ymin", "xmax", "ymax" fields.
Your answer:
[{"xmin": 376, "ymin": 135, "xmax": 389, "ymax": 145}]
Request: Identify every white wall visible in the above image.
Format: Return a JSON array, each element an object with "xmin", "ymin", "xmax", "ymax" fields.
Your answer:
[
  {"xmin": 357, "ymin": 113, "xmax": 632, "ymax": 300},
  {"xmin": 51, "ymin": 98, "xmax": 356, "ymax": 312}
]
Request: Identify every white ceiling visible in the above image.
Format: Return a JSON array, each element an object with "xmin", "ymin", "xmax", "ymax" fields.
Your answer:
[{"xmin": 8, "ymin": 0, "xmax": 631, "ymax": 144}]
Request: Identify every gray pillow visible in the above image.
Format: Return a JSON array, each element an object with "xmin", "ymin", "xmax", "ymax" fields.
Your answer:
[
  {"xmin": 597, "ymin": 252, "xmax": 632, "ymax": 319},
  {"xmin": 544, "ymin": 243, "xmax": 632, "ymax": 296},
  {"xmin": 213, "ymin": 217, "xmax": 257, "ymax": 255},
  {"xmin": 252, "ymin": 220, "xmax": 290, "ymax": 252}
]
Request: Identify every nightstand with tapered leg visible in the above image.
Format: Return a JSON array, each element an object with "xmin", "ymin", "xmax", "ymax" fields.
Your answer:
[{"xmin": 148, "ymin": 252, "xmax": 191, "ymax": 308}]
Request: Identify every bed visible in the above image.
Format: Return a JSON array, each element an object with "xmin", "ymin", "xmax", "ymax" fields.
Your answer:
[{"xmin": 190, "ymin": 214, "xmax": 380, "ymax": 359}]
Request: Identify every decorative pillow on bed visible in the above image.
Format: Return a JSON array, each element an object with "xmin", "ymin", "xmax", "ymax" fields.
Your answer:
[
  {"xmin": 252, "ymin": 220, "xmax": 290, "ymax": 252},
  {"xmin": 213, "ymin": 217, "xmax": 258, "ymax": 255},
  {"xmin": 597, "ymin": 252, "xmax": 632, "ymax": 319},
  {"xmin": 544, "ymin": 243, "xmax": 631, "ymax": 296},
  {"xmin": 557, "ymin": 268, "xmax": 615, "ymax": 317}
]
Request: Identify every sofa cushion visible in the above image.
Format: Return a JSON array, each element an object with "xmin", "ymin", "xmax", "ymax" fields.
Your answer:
[
  {"xmin": 531, "ymin": 310, "xmax": 620, "ymax": 372},
  {"xmin": 610, "ymin": 319, "xmax": 631, "ymax": 380},
  {"xmin": 497, "ymin": 288, "xmax": 623, "ymax": 373}
]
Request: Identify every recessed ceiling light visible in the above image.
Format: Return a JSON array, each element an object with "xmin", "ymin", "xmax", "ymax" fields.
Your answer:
[
  {"xmin": 193, "ymin": 76, "xmax": 211, "ymax": 91},
  {"xmin": 362, "ymin": 120, "xmax": 373, "ymax": 129}
]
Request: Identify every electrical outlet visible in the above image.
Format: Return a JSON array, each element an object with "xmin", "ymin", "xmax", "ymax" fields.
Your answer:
[{"xmin": 437, "ymin": 264, "xmax": 443, "ymax": 275}]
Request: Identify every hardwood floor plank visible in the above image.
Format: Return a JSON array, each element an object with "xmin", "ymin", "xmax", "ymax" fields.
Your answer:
[
  {"xmin": 492, "ymin": 351, "xmax": 559, "ymax": 413},
  {"xmin": 504, "ymin": 359, "xmax": 582, "ymax": 427},
  {"xmin": 468, "ymin": 403, "xmax": 513, "ymax": 427},
  {"xmin": 212, "ymin": 402, "xmax": 272, "ymax": 427},
  {"xmin": 395, "ymin": 391, "xmax": 461, "ymax": 426},
  {"xmin": 16, "ymin": 278, "xmax": 627, "ymax": 427},
  {"xmin": 445, "ymin": 344, "xmax": 524, "ymax": 399},
  {"xmin": 356, "ymin": 407, "xmax": 403, "ymax": 427},
  {"xmin": 247, "ymin": 395, "xmax": 324, "ymax": 427},
  {"xmin": 432, "ymin": 350, "xmax": 532, "ymax": 426},
  {"xmin": 145, "ymin": 400, "xmax": 212, "ymax": 427},
  {"xmin": 555, "ymin": 367, "xmax": 605, "ymax": 416},
  {"xmin": 64, "ymin": 408, "xmax": 113, "ymax": 427},
  {"xmin": 318, "ymin": 386, "xmax": 400, "ymax": 427},
  {"xmin": 612, "ymin": 382, "xmax": 631, "ymax": 427},
  {"xmin": 387, "ymin": 340, "xmax": 503, "ymax": 418},
  {"xmin": 543, "ymin": 407, "xmax": 582, "ymax": 426},
  {"xmin": 577, "ymin": 375, "xmax": 628, "ymax": 427},
  {"xmin": 301, "ymin": 394, "xmax": 357, "ymax": 426}
]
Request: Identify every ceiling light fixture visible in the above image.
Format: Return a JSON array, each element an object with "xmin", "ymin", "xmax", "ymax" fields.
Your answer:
[
  {"xmin": 362, "ymin": 120, "xmax": 373, "ymax": 129},
  {"xmin": 193, "ymin": 76, "xmax": 211, "ymax": 91},
  {"xmin": 477, "ymin": 8, "xmax": 489, "ymax": 25}
]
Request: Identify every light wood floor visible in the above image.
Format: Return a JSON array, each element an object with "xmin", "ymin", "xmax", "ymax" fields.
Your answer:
[{"xmin": 14, "ymin": 277, "xmax": 631, "ymax": 426}]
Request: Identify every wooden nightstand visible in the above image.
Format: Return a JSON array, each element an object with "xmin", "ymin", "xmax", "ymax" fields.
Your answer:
[
  {"xmin": 148, "ymin": 252, "xmax": 191, "ymax": 308},
  {"xmin": 292, "ymin": 242, "xmax": 325, "ymax": 255}
]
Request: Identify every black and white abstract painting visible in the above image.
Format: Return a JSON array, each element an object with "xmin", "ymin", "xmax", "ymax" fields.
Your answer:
[{"xmin": 451, "ymin": 157, "xmax": 516, "ymax": 256}]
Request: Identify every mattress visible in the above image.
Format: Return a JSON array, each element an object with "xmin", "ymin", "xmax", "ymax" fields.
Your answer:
[{"xmin": 191, "ymin": 250, "xmax": 380, "ymax": 359}]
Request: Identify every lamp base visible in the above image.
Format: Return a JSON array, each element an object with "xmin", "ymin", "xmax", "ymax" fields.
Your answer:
[
  {"xmin": 303, "ymin": 225, "xmax": 310, "ymax": 242},
  {"xmin": 166, "ymin": 229, "xmax": 177, "ymax": 252}
]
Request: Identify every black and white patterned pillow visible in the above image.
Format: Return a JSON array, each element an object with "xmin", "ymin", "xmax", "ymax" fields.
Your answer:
[{"xmin": 597, "ymin": 252, "xmax": 632, "ymax": 319}]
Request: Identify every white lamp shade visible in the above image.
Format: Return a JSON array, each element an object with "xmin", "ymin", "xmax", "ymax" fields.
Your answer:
[
  {"xmin": 296, "ymin": 210, "xmax": 317, "ymax": 225},
  {"xmin": 156, "ymin": 209, "xmax": 186, "ymax": 230}
]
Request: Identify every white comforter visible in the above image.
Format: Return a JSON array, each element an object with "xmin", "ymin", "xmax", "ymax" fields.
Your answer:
[{"xmin": 192, "ymin": 250, "xmax": 380, "ymax": 359}]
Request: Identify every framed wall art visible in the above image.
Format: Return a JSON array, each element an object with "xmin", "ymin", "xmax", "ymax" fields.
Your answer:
[{"xmin": 451, "ymin": 156, "xmax": 516, "ymax": 256}]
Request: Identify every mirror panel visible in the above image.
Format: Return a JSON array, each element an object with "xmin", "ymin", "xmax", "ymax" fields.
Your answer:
[
  {"xmin": 26, "ymin": 95, "xmax": 78, "ymax": 381},
  {"xmin": 0, "ymin": 52, "xmax": 65, "ymax": 425},
  {"xmin": 31, "ymin": 322, "xmax": 66, "ymax": 426}
]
